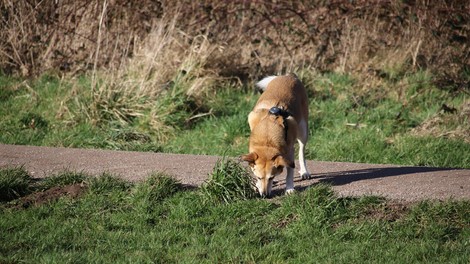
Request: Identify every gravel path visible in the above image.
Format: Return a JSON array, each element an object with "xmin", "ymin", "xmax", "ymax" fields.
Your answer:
[{"xmin": 1, "ymin": 144, "xmax": 469, "ymax": 202}]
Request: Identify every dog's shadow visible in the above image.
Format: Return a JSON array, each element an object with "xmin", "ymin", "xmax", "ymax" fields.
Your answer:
[{"xmin": 269, "ymin": 166, "xmax": 454, "ymax": 198}]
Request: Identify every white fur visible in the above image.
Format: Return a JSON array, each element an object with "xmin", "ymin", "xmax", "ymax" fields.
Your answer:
[
  {"xmin": 285, "ymin": 167, "xmax": 295, "ymax": 194},
  {"xmin": 256, "ymin": 76, "xmax": 278, "ymax": 91},
  {"xmin": 297, "ymin": 119, "xmax": 310, "ymax": 179}
]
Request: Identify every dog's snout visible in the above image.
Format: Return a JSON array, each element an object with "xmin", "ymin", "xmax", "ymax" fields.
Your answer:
[
  {"xmin": 259, "ymin": 192, "xmax": 271, "ymax": 199},
  {"xmin": 256, "ymin": 177, "xmax": 273, "ymax": 198},
  {"xmin": 258, "ymin": 188, "xmax": 272, "ymax": 198}
]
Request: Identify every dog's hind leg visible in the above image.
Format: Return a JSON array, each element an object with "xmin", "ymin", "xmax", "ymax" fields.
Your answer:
[{"xmin": 297, "ymin": 119, "xmax": 311, "ymax": 180}]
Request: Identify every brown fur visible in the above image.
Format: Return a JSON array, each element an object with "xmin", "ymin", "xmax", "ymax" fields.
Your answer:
[{"xmin": 242, "ymin": 74, "xmax": 310, "ymax": 197}]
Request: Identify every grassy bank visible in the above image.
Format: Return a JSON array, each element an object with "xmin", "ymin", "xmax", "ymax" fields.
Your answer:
[
  {"xmin": 1, "ymin": 167, "xmax": 469, "ymax": 263},
  {"xmin": 1, "ymin": 70, "xmax": 469, "ymax": 168},
  {"xmin": 1, "ymin": 2, "xmax": 469, "ymax": 262}
]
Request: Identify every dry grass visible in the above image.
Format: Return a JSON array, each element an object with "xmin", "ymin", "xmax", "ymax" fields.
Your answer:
[
  {"xmin": 82, "ymin": 11, "xmax": 222, "ymax": 140},
  {"xmin": 2, "ymin": 1, "xmax": 468, "ymax": 79},
  {"xmin": 2, "ymin": 0, "xmax": 469, "ymax": 141},
  {"xmin": 411, "ymin": 100, "xmax": 470, "ymax": 143}
]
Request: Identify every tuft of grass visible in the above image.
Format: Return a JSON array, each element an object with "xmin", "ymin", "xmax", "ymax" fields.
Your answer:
[
  {"xmin": 132, "ymin": 172, "xmax": 182, "ymax": 204},
  {"xmin": 83, "ymin": 15, "xmax": 220, "ymax": 142},
  {"xmin": 131, "ymin": 173, "xmax": 183, "ymax": 224},
  {"xmin": 38, "ymin": 170, "xmax": 89, "ymax": 191},
  {"xmin": 202, "ymin": 157, "xmax": 257, "ymax": 203},
  {"xmin": 19, "ymin": 112, "xmax": 48, "ymax": 129},
  {"xmin": 0, "ymin": 167, "xmax": 32, "ymax": 202},
  {"xmin": 87, "ymin": 173, "xmax": 131, "ymax": 195}
]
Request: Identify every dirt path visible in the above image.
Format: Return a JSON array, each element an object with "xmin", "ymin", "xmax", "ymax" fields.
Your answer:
[{"xmin": 1, "ymin": 144, "xmax": 469, "ymax": 202}]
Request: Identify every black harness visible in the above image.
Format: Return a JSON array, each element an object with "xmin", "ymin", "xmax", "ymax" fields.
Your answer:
[{"xmin": 269, "ymin": 107, "xmax": 292, "ymax": 140}]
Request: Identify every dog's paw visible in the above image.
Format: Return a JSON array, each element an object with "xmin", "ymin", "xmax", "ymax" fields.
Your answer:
[
  {"xmin": 285, "ymin": 188, "xmax": 296, "ymax": 195},
  {"xmin": 301, "ymin": 173, "xmax": 311, "ymax": 180}
]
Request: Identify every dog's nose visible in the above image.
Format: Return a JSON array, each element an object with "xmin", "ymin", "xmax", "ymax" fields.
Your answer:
[{"xmin": 259, "ymin": 193, "xmax": 271, "ymax": 199}]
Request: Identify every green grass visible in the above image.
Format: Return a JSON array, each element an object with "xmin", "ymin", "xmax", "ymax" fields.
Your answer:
[
  {"xmin": 202, "ymin": 157, "xmax": 257, "ymax": 203},
  {"xmin": 1, "ymin": 168, "xmax": 469, "ymax": 263},
  {"xmin": 0, "ymin": 167, "xmax": 32, "ymax": 201},
  {"xmin": 0, "ymin": 71, "xmax": 469, "ymax": 168},
  {"xmin": 39, "ymin": 170, "xmax": 90, "ymax": 190}
]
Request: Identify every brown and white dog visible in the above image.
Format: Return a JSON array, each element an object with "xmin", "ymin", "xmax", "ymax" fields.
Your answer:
[{"xmin": 241, "ymin": 74, "xmax": 311, "ymax": 197}]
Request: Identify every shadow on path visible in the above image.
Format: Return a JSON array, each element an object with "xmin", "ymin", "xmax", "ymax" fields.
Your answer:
[
  {"xmin": 270, "ymin": 166, "xmax": 457, "ymax": 198},
  {"xmin": 311, "ymin": 166, "xmax": 455, "ymax": 186}
]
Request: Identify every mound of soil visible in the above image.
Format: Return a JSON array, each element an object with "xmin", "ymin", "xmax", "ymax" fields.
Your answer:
[
  {"xmin": 362, "ymin": 201, "xmax": 410, "ymax": 223},
  {"xmin": 11, "ymin": 184, "xmax": 87, "ymax": 209}
]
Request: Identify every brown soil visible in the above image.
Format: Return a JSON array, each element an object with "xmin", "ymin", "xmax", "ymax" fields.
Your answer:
[
  {"xmin": 11, "ymin": 183, "xmax": 87, "ymax": 209},
  {"xmin": 362, "ymin": 201, "xmax": 411, "ymax": 223}
]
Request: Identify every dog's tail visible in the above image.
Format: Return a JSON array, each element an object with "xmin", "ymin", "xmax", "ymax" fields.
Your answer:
[{"xmin": 256, "ymin": 75, "xmax": 277, "ymax": 92}]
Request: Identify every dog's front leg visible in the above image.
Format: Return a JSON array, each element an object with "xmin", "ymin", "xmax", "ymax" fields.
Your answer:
[
  {"xmin": 285, "ymin": 167, "xmax": 295, "ymax": 194},
  {"xmin": 298, "ymin": 139, "xmax": 311, "ymax": 180}
]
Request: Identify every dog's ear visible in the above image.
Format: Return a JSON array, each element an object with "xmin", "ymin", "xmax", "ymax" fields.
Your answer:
[
  {"xmin": 241, "ymin": 152, "xmax": 258, "ymax": 165},
  {"xmin": 273, "ymin": 155, "xmax": 295, "ymax": 169}
]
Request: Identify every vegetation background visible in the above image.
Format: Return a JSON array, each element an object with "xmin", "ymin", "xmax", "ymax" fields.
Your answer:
[
  {"xmin": 1, "ymin": 1, "xmax": 470, "ymax": 262},
  {"xmin": 1, "ymin": 0, "xmax": 469, "ymax": 166},
  {"xmin": 2, "ymin": 0, "xmax": 469, "ymax": 78}
]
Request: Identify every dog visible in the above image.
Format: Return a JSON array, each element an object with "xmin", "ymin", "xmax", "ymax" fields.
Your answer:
[{"xmin": 241, "ymin": 73, "xmax": 311, "ymax": 197}]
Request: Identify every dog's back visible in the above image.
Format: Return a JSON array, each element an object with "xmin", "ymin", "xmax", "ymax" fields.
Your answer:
[{"xmin": 254, "ymin": 74, "xmax": 308, "ymax": 126}]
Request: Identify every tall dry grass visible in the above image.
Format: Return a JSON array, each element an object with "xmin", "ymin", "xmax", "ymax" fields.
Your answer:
[
  {"xmin": 82, "ymin": 10, "xmax": 222, "ymax": 141},
  {"xmin": 1, "ymin": 0, "xmax": 161, "ymax": 75},
  {"xmin": 2, "ymin": 0, "xmax": 469, "ymax": 141},
  {"xmin": 2, "ymin": 1, "xmax": 468, "ymax": 80}
]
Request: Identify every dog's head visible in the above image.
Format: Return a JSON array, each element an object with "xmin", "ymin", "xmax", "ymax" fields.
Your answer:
[{"xmin": 241, "ymin": 152, "xmax": 294, "ymax": 197}]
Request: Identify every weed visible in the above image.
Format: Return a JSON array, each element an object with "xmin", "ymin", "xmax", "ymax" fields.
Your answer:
[
  {"xmin": 3, "ymin": 1, "xmax": 468, "ymax": 83},
  {"xmin": 83, "ymin": 14, "xmax": 220, "ymax": 142},
  {"xmin": 202, "ymin": 157, "xmax": 257, "ymax": 203}
]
